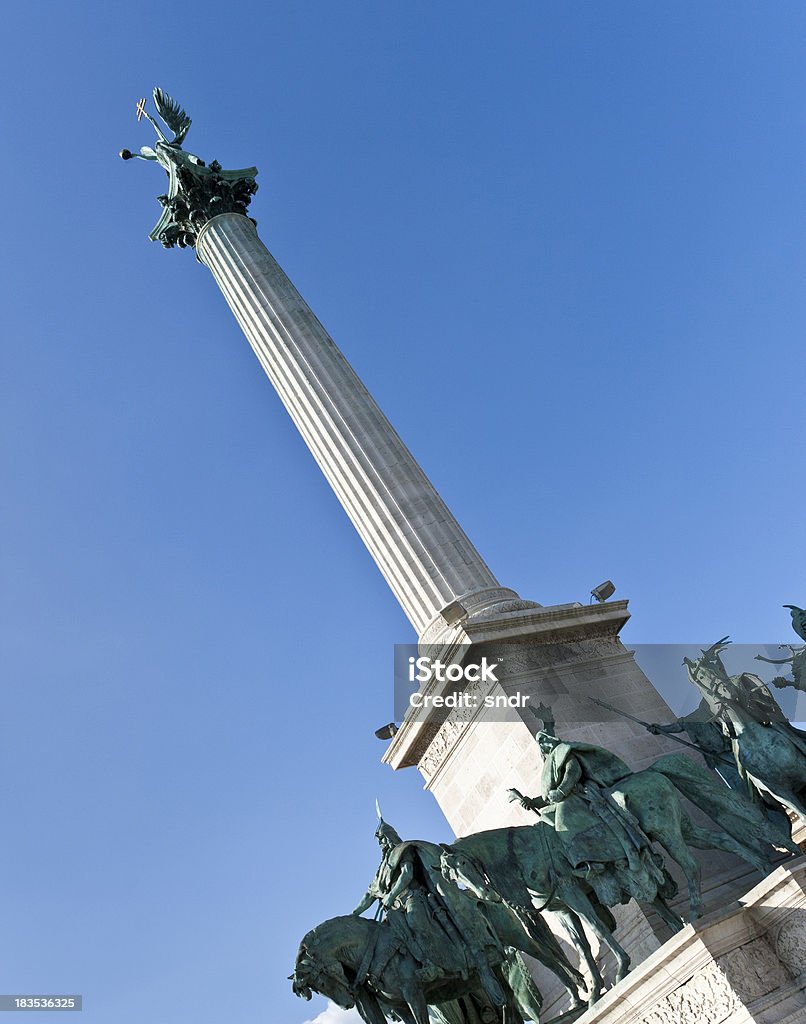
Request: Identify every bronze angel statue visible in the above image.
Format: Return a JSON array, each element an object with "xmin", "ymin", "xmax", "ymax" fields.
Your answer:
[
  {"xmin": 120, "ymin": 88, "xmax": 258, "ymax": 249},
  {"xmin": 755, "ymin": 604, "xmax": 806, "ymax": 694}
]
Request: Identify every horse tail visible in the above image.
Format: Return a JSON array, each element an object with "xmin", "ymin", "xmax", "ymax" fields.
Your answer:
[{"xmin": 648, "ymin": 753, "xmax": 794, "ymax": 853}]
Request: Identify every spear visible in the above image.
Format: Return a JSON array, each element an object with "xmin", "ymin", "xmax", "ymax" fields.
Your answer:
[{"xmin": 586, "ymin": 696, "xmax": 737, "ymax": 768}]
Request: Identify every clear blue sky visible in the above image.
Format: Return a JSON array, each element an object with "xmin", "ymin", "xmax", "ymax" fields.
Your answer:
[{"xmin": 2, "ymin": 4, "xmax": 805, "ymax": 1023}]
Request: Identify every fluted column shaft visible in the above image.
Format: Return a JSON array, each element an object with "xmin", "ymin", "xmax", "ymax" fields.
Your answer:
[{"xmin": 196, "ymin": 214, "xmax": 517, "ymax": 636}]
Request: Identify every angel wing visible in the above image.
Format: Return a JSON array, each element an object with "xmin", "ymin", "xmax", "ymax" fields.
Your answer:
[{"xmin": 153, "ymin": 88, "xmax": 192, "ymax": 144}]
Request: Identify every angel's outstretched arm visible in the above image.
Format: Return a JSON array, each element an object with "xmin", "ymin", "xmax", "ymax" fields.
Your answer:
[{"xmin": 120, "ymin": 147, "xmax": 158, "ymax": 162}]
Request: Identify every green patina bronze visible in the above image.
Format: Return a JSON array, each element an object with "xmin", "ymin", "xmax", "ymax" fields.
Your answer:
[
  {"xmin": 287, "ymin": 589, "xmax": 806, "ymax": 1024},
  {"xmin": 120, "ymin": 89, "xmax": 258, "ymax": 249},
  {"xmin": 291, "ymin": 811, "xmax": 577, "ymax": 1024},
  {"xmin": 645, "ymin": 698, "xmax": 743, "ymax": 789},
  {"xmin": 755, "ymin": 604, "xmax": 806, "ymax": 694},
  {"xmin": 292, "ymin": 669, "xmax": 803, "ymax": 1024},
  {"xmin": 290, "ymin": 756, "xmax": 787, "ymax": 1022},
  {"xmin": 685, "ymin": 635, "xmax": 806, "ymax": 831},
  {"xmin": 492, "ymin": 701, "xmax": 791, "ymax": 944}
]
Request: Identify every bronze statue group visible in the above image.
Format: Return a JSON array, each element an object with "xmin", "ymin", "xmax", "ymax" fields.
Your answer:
[{"xmin": 291, "ymin": 607, "xmax": 806, "ymax": 1024}]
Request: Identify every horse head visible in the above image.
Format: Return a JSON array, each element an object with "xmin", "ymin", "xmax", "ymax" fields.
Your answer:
[
  {"xmin": 290, "ymin": 933, "xmax": 356, "ymax": 1010},
  {"xmin": 440, "ymin": 845, "xmax": 502, "ymax": 904}
]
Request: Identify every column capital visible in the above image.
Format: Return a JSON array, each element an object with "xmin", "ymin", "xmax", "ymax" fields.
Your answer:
[{"xmin": 120, "ymin": 88, "xmax": 259, "ymax": 250}]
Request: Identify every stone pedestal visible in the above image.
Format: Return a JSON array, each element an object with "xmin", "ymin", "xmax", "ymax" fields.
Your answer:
[
  {"xmin": 384, "ymin": 601, "xmax": 750, "ymax": 897},
  {"xmin": 384, "ymin": 600, "xmax": 771, "ymax": 1010},
  {"xmin": 569, "ymin": 858, "xmax": 806, "ymax": 1024}
]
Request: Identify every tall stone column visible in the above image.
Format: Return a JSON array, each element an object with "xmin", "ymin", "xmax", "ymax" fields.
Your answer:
[{"xmin": 196, "ymin": 213, "xmax": 522, "ymax": 638}]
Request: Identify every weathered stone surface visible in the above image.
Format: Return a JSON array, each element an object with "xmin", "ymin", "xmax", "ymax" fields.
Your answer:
[
  {"xmin": 414, "ymin": 615, "xmax": 798, "ymax": 1015},
  {"xmin": 641, "ymin": 960, "xmax": 741, "ymax": 1024},
  {"xmin": 571, "ymin": 858, "xmax": 806, "ymax": 1024},
  {"xmin": 775, "ymin": 909, "xmax": 806, "ymax": 976},
  {"xmin": 719, "ymin": 936, "xmax": 792, "ymax": 1003}
]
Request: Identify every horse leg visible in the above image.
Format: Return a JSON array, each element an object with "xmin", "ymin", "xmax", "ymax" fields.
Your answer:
[
  {"xmin": 502, "ymin": 903, "xmax": 585, "ymax": 1006},
  {"xmin": 681, "ymin": 815, "xmax": 770, "ymax": 875},
  {"xmin": 551, "ymin": 907, "xmax": 606, "ymax": 1005},
  {"xmin": 503, "ymin": 994, "xmax": 523, "ymax": 1024},
  {"xmin": 486, "ymin": 871, "xmax": 583, "ymax": 1004},
  {"xmin": 651, "ymin": 895, "xmax": 685, "ymax": 934},
  {"xmin": 649, "ymin": 818, "xmax": 702, "ymax": 922},
  {"xmin": 400, "ymin": 980, "xmax": 432, "ymax": 1024},
  {"xmin": 476, "ymin": 964, "xmax": 508, "ymax": 1010},
  {"xmin": 559, "ymin": 886, "xmax": 631, "ymax": 987},
  {"xmin": 354, "ymin": 986, "xmax": 393, "ymax": 1024}
]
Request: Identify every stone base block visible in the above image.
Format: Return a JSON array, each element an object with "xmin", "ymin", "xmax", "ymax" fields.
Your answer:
[{"xmin": 572, "ymin": 858, "xmax": 806, "ymax": 1024}]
